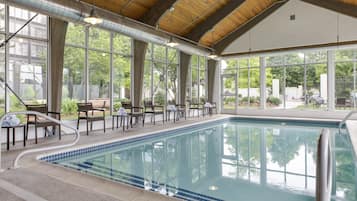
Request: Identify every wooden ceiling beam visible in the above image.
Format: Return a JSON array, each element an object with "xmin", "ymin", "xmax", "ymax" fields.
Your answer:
[
  {"xmin": 140, "ymin": 0, "xmax": 177, "ymax": 26},
  {"xmin": 213, "ymin": 0, "xmax": 288, "ymax": 54},
  {"xmin": 301, "ymin": 0, "xmax": 357, "ymax": 19},
  {"xmin": 185, "ymin": 0, "xmax": 245, "ymax": 42}
]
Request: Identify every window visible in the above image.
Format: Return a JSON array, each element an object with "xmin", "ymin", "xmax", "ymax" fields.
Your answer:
[
  {"xmin": 188, "ymin": 55, "xmax": 206, "ymax": 103},
  {"xmin": 335, "ymin": 49, "xmax": 357, "ymax": 110},
  {"xmin": 88, "ymin": 50, "xmax": 110, "ymax": 105},
  {"xmin": 62, "ymin": 23, "xmax": 132, "ymax": 119},
  {"xmin": 8, "ymin": 6, "xmax": 48, "ymax": 113},
  {"xmin": 144, "ymin": 43, "xmax": 178, "ymax": 105}
]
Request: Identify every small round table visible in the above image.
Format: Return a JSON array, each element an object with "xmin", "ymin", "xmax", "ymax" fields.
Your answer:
[
  {"xmin": 2, "ymin": 124, "xmax": 26, "ymax": 150},
  {"xmin": 112, "ymin": 114, "xmax": 129, "ymax": 131}
]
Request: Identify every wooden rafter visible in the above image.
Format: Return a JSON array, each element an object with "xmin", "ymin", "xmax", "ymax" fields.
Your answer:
[
  {"xmin": 301, "ymin": 0, "xmax": 357, "ymax": 19},
  {"xmin": 140, "ymin": 0, "xmax": 177, "ymax": 26},
  {"xmin": 185, "ymin": 0, "xmax": 245, "ymax": 42},
  {"xmin": 213, "ymin": 0, "xmax": 288, "ymax": 54}
]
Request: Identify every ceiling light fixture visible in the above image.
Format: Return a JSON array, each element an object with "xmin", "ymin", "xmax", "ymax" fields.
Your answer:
[
  {"xmin": 166, "ymin": 37, "xmax": 178, "ymax": 47},
  {"xmin": 84, "ymin": 8, "xmax": 103, "ymax": 25},
  {"xmin": 208, "ymin": 51, "xmax": 218, "ymax": 59}
]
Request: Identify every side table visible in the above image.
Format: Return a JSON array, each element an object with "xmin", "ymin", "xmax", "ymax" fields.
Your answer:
[{"xmin": 2, "ymin": 124, "xmax": 26, "ymax": 150}]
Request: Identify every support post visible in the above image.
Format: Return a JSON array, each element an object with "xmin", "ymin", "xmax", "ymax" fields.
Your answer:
[
  {"xmin": 132, "ymin": 39, "xmax": 148, "ymax": 106},
  {"xmin": 48, "ymin": 17, "xmax": 68, "ymax": 112},
  {"xmin": 207, "ymin": 59, "xmax": 217, "ymax": 103},
  {"xmin": 179, "ymin": 52, "xmax": 191, "ymax": 104}
]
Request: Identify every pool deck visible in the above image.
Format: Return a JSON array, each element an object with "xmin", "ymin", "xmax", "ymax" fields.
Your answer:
[{"xmin": 0, "ymin": 114, "xmax": 355, "ymax": 201}]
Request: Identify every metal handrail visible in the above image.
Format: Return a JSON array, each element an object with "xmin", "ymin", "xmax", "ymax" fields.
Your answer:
[
  {"xmin": 338, "ymin": 110, "xmax": 357, "ymax": 133},
  {"xmin": 316, "ymin": 129, "xmax": 332, "ymax": 201},
  {"xmin": 0, "ymin": 111, "xmax": 80, "ymax": 171}
]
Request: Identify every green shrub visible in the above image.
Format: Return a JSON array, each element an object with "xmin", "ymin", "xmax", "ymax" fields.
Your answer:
[
  {"xmin": 267, "ymin": 96, "xmax": 281, "ymax": 105},
  {"xmin": 61, "ymin": 98, "xmax": 78, "ymax": 115}
]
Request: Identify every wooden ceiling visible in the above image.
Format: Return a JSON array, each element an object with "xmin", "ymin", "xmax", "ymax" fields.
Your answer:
[{"xmin": 79, "ymin": 0, "xmax": 357, "ymax": 54}]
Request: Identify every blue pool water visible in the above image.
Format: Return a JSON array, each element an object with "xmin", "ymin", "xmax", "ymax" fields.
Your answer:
[{"xmin": 41, "ymin": 118, "xmax": 357, "ymax": 201}]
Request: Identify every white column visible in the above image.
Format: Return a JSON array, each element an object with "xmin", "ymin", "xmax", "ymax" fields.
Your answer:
[
  {"xmin": 327, "ymin": 50, "xmax": 335, "ymax": 111},
  {"xmin": 260, "ymin": 56, "xmax": 266, "ymax": 109}
]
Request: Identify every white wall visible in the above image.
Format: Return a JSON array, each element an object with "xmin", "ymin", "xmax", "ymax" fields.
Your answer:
[{"xmin": 223, "ymin": 0, "xmax": 357, "ymax": 55}]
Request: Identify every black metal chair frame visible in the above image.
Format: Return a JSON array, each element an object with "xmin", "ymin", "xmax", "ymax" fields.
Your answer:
[
  {"xmin": 77, "ymin": 102, "xmax": 106, "ymax": 135},
  {"xmin": 143, "ymin": 100, "xmax": 164, "ymax": 125},
  {"xmin": 26, "ymin": 104, "xmax": 61, "ymax": 144},
  {"xmin": 176, "ymin": 104, "xmax": 187, "ymax": 121},
  {"xmin": 187, "ymin": 100, "xmax": 203, "ymax": 117},
  {"xmin": 121, "ymin": 102, "xmax": 145, "ymax": 128}
]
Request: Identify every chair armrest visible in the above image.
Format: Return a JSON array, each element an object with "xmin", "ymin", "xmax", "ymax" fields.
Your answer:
[
  {"xmin": 132, "ymin": 106, "xmax": 144, "ymax": 110},
  {"xmin": 92, "ymin": 108, "xmax": 105, "ymax": 112},
  {"xmin": 48, "ymin": 111, "xmax": 61, "ymax": 115}
]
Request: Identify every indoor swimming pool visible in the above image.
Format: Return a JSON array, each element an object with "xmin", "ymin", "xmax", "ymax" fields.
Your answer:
[{"xmin": 40, "ymin": 118, "xmax": 357, "ymax": 201}]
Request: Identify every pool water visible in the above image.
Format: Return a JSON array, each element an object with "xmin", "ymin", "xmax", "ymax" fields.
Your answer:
[{"xmin": 42, "ymin": 118, "xmax": 357, "ymax": 201}]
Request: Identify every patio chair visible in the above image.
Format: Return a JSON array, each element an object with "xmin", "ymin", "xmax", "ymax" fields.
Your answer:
[
  {"xmin": 26, "ymin": 104, "xmax": 61, "ymax": 144},
  {"xmin": 143, "ymin": 100, "xmax": 164, "ymax": 124},
  {"xmin": 76, "ymin": 102, "xmax": 106, "ymax": 135},
  {"xmin": 187, "ymin": 100, "xmax": 203, "ymax": 117},
  {"xmin": 121, "ymin": 101, "xmax": 145, "ymax": 128},
  {"xmin": 176, "ymin": 104, "xmax": 187, "ymax": 121}
]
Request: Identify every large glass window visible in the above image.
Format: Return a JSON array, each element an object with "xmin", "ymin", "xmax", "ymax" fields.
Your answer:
[
  {"xmin": 225, "ymin": 57, "xmax": 259, "ymax": 108},
  {"xmin": 8, "ymin": 6, "xmax": 48, "ymax": 113},
  {"xmin": 335, "ymin": 50, "xmax": 357, "ymax": 110},
  {"xmin": 188, "ymin": 55, "xmax": 206, "ymax": 103},
  {"xmin": 143, "ymin": 43, "xmax": 178, "ymax": 105},
  {"xmin": 112, "ymin": 33, "xmax": 131, "ymax": 111},
  {"xmin": 222, "ymin": 51, "xmax": 329, "ymax": 111},
  {"xmin": 62, "ymin": 23, "xmax": 132, "ymax": 119}
]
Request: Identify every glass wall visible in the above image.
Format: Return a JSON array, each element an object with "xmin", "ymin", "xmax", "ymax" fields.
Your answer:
[
  {"xmin": 0, "ymin": 4, "xmax": 48, "ymax": 117},
  {"xmin": 62, "ymin": 22, "xmax": 132, "ymax": 119},
  {"xmin": 335, "ymin": 49, "xmax": 357, "ymax": 110},
  {"xmin": 187, "ymin": 55, "xmax": 206, "ymax": 103},
  {"xmin": 222, "ymin": 50, "xmax": 330, "ymax": 111},
  {"xmin": 143, "ymin": 43, "xmax": 178, "ymax": 105}
]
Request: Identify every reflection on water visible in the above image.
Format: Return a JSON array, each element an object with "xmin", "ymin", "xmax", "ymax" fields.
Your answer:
[{"xmin": 55, "ymin": 120, "xmax": 357, "ymax": 201}]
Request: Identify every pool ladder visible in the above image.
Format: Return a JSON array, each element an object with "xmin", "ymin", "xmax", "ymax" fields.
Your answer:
[
  {"xmin": 338, "ymin": 110, "xmax": 357, "ymax": 134},
  {"xmin": 0, "ymin": 111, "xmax": 80, "ymax": 171},
  {"xmin": 316, "ymin": 129, "xmax": 332, "ymax": 201}
]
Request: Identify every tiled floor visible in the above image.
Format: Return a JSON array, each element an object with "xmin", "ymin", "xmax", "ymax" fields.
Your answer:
[{"xmin": 0, "ymin": 114, "xmax": 226, "ymax": 201}]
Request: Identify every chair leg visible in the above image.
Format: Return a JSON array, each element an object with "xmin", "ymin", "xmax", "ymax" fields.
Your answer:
[
  {"xmin": 77, "ymin": 119, "xmax": 80, "ymax": 130},
  {"xmin": 162, "ymin": 113, "xmax": 164, "ymax": 124},
  {"xmin": 44, "ymin": 127, "xmax": 47, "ymax": 137},
  {"xmin": 104, "ymin": 119, "xmax": 106, "ymax": 133},
  {"xmin": 26, "ymin": 124, "xmax": 29, "ymax": 140},
  {"xmin": 59, "ymin": 125, "xmax": 61, "ymax": 140},
  {"xmin": 112, "ymin": 116, "xmax": 114, "ymax": 130},
  {"xmin": 153, "ymin": 114, "xmax": 155, "ymax": 125},
  {"xmin": 86, "ymin": 120, "xmax": 89, "ymax": 136},
  {"xmin": 35, "ymin": 127, "xmax": 38, "ymax": 144}
]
